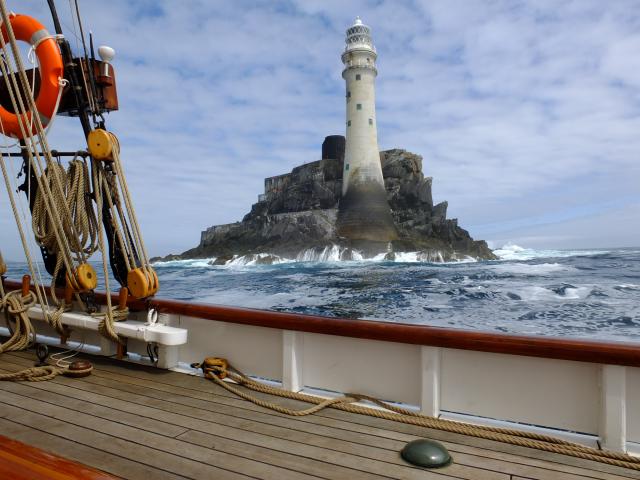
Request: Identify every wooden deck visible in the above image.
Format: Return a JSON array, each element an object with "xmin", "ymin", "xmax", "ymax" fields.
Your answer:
[{"xmin": 0, "ymin": 349, "xmax": 638, "ymax": 480}]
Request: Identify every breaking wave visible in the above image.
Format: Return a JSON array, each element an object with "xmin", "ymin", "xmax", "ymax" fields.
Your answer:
[
  {"xmin": 493, "ymin": 243, "xmax": 610, "ymax": 261},
  {"xmin": 154, "ymin": 243, "xmax": 616, "ymax": 269}
]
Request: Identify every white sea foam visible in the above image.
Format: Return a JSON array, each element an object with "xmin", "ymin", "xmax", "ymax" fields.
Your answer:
[
  {"xmin": 153, "ymin": 258, "xmax": 215, "ymax": 268},
  {"xmin": 225, "ymin": 253, "xmax": 291, "ymax": 267},
  {"xmin": 492, "ymin": 262, "xmax": 572, "ymax": 275},
  {"xmin": 518, "ymin": 285, "xmax": 590, "ymax": 301},
  {"xmin": 494, "ymin": 243, "xmax": 608, "ymax": 261},
  {"xmin": 295, "ymin": 245, "xmax": 365, "ymax": 262}
]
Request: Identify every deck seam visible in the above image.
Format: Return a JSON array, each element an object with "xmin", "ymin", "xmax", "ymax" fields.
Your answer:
[
  {"xmin": 0, "ymin": 394, "xmax": 300, "ymax": 480},
  {"xmin": 0, "ymin": 381, "xmax": 460, "ymax": 480},
  {"xmin": 0, "ymin": 387, "xmax": 396, "ymax": 480},
  {"xmin": 0, "ymin": 360, "xmax": 518, "ymax": 479}
]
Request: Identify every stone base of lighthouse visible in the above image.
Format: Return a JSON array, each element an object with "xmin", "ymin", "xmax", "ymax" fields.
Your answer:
[{"xmin": 336, "ymin": 181, "xmax": 398, "ymax": 242}]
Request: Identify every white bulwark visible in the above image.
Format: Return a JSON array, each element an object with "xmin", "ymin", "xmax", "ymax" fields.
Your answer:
[{"xmin": 341, "ymin": 17, "xmax": 383, "ymax": 195}]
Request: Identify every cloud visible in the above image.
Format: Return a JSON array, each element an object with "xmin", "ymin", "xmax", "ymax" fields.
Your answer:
[{"xmin": 1, "ymin": 0, "xmax": 638, "ymax": 260}]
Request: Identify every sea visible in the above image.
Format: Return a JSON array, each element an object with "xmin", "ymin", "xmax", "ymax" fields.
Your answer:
[{"xmin": 5, "ymin": 245, "xmax": 640, "ymax": 341}]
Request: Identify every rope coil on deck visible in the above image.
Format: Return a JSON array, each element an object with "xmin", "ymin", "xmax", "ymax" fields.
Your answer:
[{"xmin": 194, "ymin": 358, "xmax": 640, "ymax": 471}]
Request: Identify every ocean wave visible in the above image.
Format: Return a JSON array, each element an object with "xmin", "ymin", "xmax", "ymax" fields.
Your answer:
[
  {"xmin": 517, "ymin": 285, "xmax": 591, "ymax": 301},
  {"xmin": 155, "ymin": 246, "xmax": 478, "ymax": 267},
  {"xmin": 152, "ymin": 258, "xmax": 214, "ymax": 268},
  {"xmin": 493, "ymin": 243, "xmax": 609, "ymax": 261},
  {"xmin": 491, "ymin": 262, "xmax": 573, "ymax": 275}
]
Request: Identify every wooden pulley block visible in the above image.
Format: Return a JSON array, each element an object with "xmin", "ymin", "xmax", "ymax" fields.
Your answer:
[
  {"xmin": 126, "ymin": 267, "xmax": 150, "ymax": 299},
  {"xmin": 67, "ymin": 263, "xmax": 98, "ymax": 292},
  {"xmin": 87, "ymin": 128, "xmax": 114, "ymax": 160},
  {"xmin": 127, "ymin": 267, "xmax": 159, "ymax": 299}
]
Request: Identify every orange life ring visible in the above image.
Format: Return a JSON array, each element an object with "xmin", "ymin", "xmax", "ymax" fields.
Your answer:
[{"xmin": 0, "ymin": 14, "xmax": 64, "ymax": 139}]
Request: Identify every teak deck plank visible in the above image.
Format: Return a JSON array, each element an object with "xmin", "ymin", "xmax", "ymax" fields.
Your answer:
[
  {"xmin": 3, "ymin": 356, "xmax": 511, "ymax": 480},
  {"xmin": 0, "ymin": 361, "xmax": 458, "ymax": 480},
  {"xmin": 0, "ymin": 418, "xmax": 185, "ymax": 480},
  {"xmin": 1, "ymin": 350, "xmax": 639, "ymax": 480},
  {"xmin": 0, "ymin": 359, "xmax": 581, "ymax": 480},
  {"xmin": 0, "ymin": 388, "xmax": 321, "ymax": 480},
  {"xmin": 40, "ymin": 351, "xmax": 636, "ymax": 480}
]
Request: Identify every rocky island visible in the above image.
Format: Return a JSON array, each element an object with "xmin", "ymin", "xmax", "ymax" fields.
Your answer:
[
  {"xmin": 158, "ymin": 18, "xmax": 495, "ymax": 265},
  {"xmin": 164, "ymin": 136, "xmax": 495, "ymax": 264}
]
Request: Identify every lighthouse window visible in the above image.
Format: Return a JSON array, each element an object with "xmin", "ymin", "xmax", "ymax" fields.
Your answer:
[
  {"xmin": 369, "ymin": 118, "xmax": 373, "ymax": 125},
  {"xmin": 356, "ymin": 74, "xmax": 361, "ymax": 80},
  {"xmin": 356, "ymin": 103, "xmax": 362, "ymax": 110},
  {"xmin": 347, "ymin": 120, "xmax": 351, "ymax": 126},
  {"xmin": 345, "ymin": 164, "xmax": 350, "ymax": 171}
]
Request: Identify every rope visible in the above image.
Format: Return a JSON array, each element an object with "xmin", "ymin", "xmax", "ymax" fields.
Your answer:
[
  {"xmin": 31, "ymin": 159, "xmax": 99, "ymax": 302},
  {"xmin": 0, "ymin": 22, "xmax": 82, "ymax": 278},
  {"xmin": 0, "ymin": 282, "xmax": 90, "ymax": 382},
  {"xmin": 0, "ymin": 3, "xmax": 115, "ymax": 343},
  {"xmin": 0, "ymin": 286, "xmax": 36, "ymax": 353},
  {"xmin": 91, "ymin": 159, "xmax": 121, "ymax": 343},
  {"xmin": 197, "ymin": 360, "xmax": 640, "ymax": 471},
  {"xmin": 0, "ymin": 4, "xmax": 84, "ymax": 323},
  {"xmin": 0, "ymin": 365, "xmax": 62, "ymax": 382}
]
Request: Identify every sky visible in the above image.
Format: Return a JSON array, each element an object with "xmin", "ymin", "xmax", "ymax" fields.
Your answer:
[{"xmin": 1, "ymin": 0, "xmax": 639, "ymax": 260}]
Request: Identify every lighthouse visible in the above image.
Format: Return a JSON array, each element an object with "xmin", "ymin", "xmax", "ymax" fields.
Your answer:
[{"xmin": 337, "ymin": 17, "xmax": 397, "ymax": 242}]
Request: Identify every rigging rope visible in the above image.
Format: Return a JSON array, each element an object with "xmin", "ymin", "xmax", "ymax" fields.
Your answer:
[
  {"xmin": 0, "ymin": 9, "xmax": 83, "ymax": 284},
  {"xmin": 0, "ymin": 2, "xmax": 121, "ymax": 344}
]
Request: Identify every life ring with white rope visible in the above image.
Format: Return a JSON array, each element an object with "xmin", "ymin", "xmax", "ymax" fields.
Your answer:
[{"xmin": 0, "ymin": 13, "xmax": 64, "ymax": 139}]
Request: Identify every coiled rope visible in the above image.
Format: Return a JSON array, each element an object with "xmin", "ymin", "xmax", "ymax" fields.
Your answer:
[
  {"xmin": 195, "ymin": 360, "xmax": 640, "ymax": 471},
  {"xmin": 0, "ymin": 280, "xmax": 92, "ymax": 381},
  {"xmin": 0, "ymin": 284, "xmax": 36, "ymax": 353}
]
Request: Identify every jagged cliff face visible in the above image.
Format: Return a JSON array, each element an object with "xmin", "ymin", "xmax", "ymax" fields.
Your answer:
[{"xmin": 177, "ymin": 147, "xmax": 495, "ymax": 261}]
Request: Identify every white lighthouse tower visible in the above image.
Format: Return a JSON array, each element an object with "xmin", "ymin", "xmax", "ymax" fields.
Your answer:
[{"xmin": 337, "ymin": 17, "xmax": 397, "ymax": 242}]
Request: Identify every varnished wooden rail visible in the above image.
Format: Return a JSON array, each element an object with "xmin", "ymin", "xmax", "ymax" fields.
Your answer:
[
  {"xmin": 0, "ymin": 434, "xmax": 118, "ymax": 480},
  {"xmin": 3, "ymin": 278, "xmax": 640, "ymax": 367}
]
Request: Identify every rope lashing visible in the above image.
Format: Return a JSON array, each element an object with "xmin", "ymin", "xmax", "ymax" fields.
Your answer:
[
  {"xmin": 194, "ymin": 358, "xmax": 640, "ymax": 471},
  {"xmin": 0, "ymin": 286, "xmax": 36, "ymax": 353}
]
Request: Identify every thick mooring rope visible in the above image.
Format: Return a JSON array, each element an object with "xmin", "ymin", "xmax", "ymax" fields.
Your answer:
[{"xmin": 196, "ymin": 361, "xmax": 640, "ymax": 471}]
